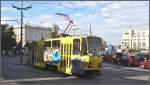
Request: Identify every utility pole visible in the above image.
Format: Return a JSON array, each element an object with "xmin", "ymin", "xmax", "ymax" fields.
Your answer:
[
  {"xmin": 72, "ymin": 29, "xmax": 76, "ymax": 36},
  {"xmin": 12, "ymin": 0, "xmax": 32, "ymax": 64},
  {"xmin": 72, "ymin": 27, "xmax": 79, "ymax": 36},
  {"xmin": 90, "ymin": 23, "xmax": 91, "ymax": 36},
  {"xmin": 137, "ymin": 32, "xmax": 139, "ymax": 50},
  {"xmin": 130, "ymin": 26, "xmax": 133, "ymax": 50}
]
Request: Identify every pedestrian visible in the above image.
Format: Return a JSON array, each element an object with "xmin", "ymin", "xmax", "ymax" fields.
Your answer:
[
  {"xmin": 9, "ymin": 51, "xmax": 11, "ymax": 57},
  {"xmin": 2, "ymin": 50, "xmax": 5, "ymax": 56},
  {"xmin": 17, "ymin": 50, "xmax": 19, "ymax": 55}
]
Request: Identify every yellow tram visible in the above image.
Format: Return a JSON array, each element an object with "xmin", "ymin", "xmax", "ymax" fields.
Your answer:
[{"xmin": 31, "ymin": 35, "xmax": 103, "ymax": 75}]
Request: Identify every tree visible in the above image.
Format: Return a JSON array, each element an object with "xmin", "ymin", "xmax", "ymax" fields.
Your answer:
[
  {"xmin": 1, "ymin": 24, "xmax": 17, "ymax": 51},
  {"xmin": 1, "ymin": 24, "xmax": 9, "ymax": 33},
  {"xmin": 8, "ymin": 26, "xmax": 16, "ymax": 37},
  {"xmin": 24, "ymin": 42, "xmax": 31, "ymax": 49},
  {"xmin": 17, "ymin": 41, "xmax": 22, "ymax": 48},
  {"xmin": 118, "ymin": 45, "xmax": 121, "ymax": 49},
  {"xmin": 50, "ymin": 24, "xmax": 59, "ymax": 38}
]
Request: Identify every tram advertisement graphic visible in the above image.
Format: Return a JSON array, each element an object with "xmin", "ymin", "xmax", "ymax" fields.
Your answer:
[{"xmin": 44, "ymin": 47, "xmax": 61, "ymax": 64}]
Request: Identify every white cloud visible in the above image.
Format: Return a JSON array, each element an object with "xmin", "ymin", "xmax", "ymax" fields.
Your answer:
[
  {"xmin": 74, "ymin": 13, "xmax": 82, "ymax": 17},
  {"xmin": 1, "ymin": 7, "xmax": 17, "ymax": 12},
  {"xmin": 99, "ymin": 1, "xmax": 149, "ymax": 28},
  {"xmin": 53, "ymin": 1, "xmax": 101, "ymax": 9},
  {"xmin": 1, "ymin": 17, "xmax": 16, "ymax": 24},
  {"xmin": 61, "ymin": 2, "xmax": 73, "ymax": 8},
  {"xmin": 25, "ymin": 15, "xmax": 55, "ymax": 27},
  {"xmin": 101, "ymin": 1, "xmax": 148, "ymax": 13},
  {"xmin": 24, "ymin": 14, "xmax": 69, "ymax": 30},
  {"xmin": 2, "ymin": 1, "xmax": 149, "ymax": 45},
  {"xmin": 75, "ymin": 1, "xmax": 99, "ymax": 7},
  {"xmin": 72, "ymin": 1, "xmax": 148, "ymax": 45}
]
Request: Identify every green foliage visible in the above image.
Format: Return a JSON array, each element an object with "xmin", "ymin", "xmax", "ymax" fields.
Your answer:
[
  {"xmin": 118, "ymin": 45, "xmax": 121, "ymax": 49},
  {"xmin": 50, "ymin": 24, "xmax": 59, "ymax": 38},
  {"xmin": 1, "ymin": 24, "xmax": 17, "ymax": 50},
  {"xmin": 24, "ymin": 42, "xmax": 31, "ymax": 48}
]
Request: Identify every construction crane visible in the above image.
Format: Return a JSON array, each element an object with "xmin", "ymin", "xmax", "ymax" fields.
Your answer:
[{"xmin": 55, "ymin": 13, "xmax": 74, "ymax": 36}]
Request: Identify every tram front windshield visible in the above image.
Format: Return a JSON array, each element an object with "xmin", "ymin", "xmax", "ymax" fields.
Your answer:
[{"xmin": 88, "ymin": 37, "xmax": 101, "ymax": 56}]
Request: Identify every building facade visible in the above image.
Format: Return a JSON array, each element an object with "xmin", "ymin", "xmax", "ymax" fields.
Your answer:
[
  {"xmin": 101, "ymin": 39, "xmax": 106, "ymax": 51},
  {"xmin": 121, "ymin": 29, "xmax": 149, "ymax": 50},
  {"xmin": 14, "ymin": 25, "xmax": 51, "ymax": 46}
]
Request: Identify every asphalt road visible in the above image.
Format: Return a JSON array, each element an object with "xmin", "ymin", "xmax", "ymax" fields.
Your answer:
[{"xmin": 0, "ymin": 56, "xmax": 149, "ymax": 85}]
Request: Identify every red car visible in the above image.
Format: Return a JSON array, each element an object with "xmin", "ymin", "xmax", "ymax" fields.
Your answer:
[
  {"xmin": 103, "ymin": 54, "xmax": 113, "ymax": 62},
  {"xmin": 139, "ymin": 57, "xmax": 150, "ymax": 69},
  {"xmin": 118, "ymin": 54, "xmax": 138, "ymax": 66}
]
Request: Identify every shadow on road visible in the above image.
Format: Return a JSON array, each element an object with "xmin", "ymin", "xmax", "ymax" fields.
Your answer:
[{"xmin": 1, "ymin": 56, "xmax": 149, "ymax": 85}]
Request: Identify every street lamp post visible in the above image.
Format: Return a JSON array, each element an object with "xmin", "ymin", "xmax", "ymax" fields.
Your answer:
[
  {"xmin": 72, "ymin": 27, "xmax": 79, "ymax": 36},
  {"xmin": 12, "ymin": 0, "xmax": 32, "ymax": 64},
  {"xmin": 90, "ymin": 23, "xmax": 91, "ymax": 36}
]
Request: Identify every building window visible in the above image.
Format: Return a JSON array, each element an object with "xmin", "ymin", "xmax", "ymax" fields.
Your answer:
[
  {"xmin": 142, "ymin": 42, "xmax": 146, "ymax": 47},
  {"xmin": 138, "ymin": 35, "xmax": 141, "ymax": 37},
  {"xmin": 122, "ymin": 42, "xmax": 126, "ymax": 46},
  {"xmin": 133, "ymin": 42, "xmax": 136, "ymax": 47},
  {"xmin": 137, "ymin": 33, "xmax": 140, "ymax": 37},
  {"xmin": 122, "ymin": 42, "xmax": 124, "ymax": 45},
  {"xmin": 124, "ymin": 32, "xmax": 129, "ymax": 35},
  {"xmin": 142, "ymin": 32, "xmax": 145, "ymax": 36},
  {"xmin": 138, "ymin": 42, "xmax": 141, "ymax": 48}
]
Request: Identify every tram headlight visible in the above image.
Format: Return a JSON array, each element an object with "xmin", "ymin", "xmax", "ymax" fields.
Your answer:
[
  {"xmin": 98, "ymin": 63, "xmax": 102, "ymax": 68},
  {"xmin": 89, "ymin": 53, "xmax": 93, "ymax": 57},
  {"xmin": 88, "ymin": 63, "xmax": 92, "ymax": 68}
]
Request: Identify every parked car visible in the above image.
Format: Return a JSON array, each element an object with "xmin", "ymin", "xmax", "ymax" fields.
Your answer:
[
  {"xmin": 103, "ymin": 54, "xmax": 113, "ymax": 62},
  {"xmin": 139, "ymin": 57, "xmax": 149, "ymax": 69},
  {"xmin": 112, "ymin": 52, "xmax": 123, "ymax": 63},
  {"xmin": 139, "ymin": 54, "xmax": 149, "ymax": 69},
  {"xmin": 143, "ymin": 53, "xmax": 149, "ymax": 59},
  {"xmin": 118, "ymin": 54, "xmax": 138, "ymax": 67},
  {"xmin": 135, "ymin": 53, "xmax": 145, "ymax": 65}
]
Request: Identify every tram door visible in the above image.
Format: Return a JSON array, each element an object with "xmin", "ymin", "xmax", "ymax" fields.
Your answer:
[{"xmin": 60, "ymin": 44, "xmax": 72, "ymax": 74}]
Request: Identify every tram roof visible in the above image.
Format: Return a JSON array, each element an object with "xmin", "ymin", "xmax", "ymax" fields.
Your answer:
[
  {"xmin": 44, "ymin": 35, "xmax": 101, "ymax": 41},
  {"xmin": 44, "ymin": 35, "xmax": 82, "ymax": 41}
]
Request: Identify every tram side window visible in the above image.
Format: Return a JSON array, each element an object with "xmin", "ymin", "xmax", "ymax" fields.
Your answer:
[
  {"xmin": 73, "ymin": 39, "xmax": 80, "ymax": 55},
  {"xmin": 44, "ymin": 41, "xmax": 51, "ymax": 47},
  {"xmin": 52, "ymin": 40, "xmax": 60, "ymax": 50},
  {"xmin": 82, "ymin": 38, "xmax": 87, "ymax": 55}
]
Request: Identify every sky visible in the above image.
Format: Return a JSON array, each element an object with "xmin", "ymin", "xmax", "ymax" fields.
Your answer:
[{"xmin": 1, "ymin": 1, "xmax": 149, "ymax": 45}]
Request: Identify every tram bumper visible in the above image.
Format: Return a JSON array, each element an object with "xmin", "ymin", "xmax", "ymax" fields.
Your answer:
[{"xmin": 85, "ymin": 69, "xmax": 101, "ymax": 75}]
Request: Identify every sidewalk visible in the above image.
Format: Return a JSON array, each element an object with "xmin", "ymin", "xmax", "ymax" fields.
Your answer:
[{"xmin": 1, "ymin": 55, "xmax": 31, "ymax": 65}]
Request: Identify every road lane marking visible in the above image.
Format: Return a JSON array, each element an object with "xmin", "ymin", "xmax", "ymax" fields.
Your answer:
[
  {"xmin": 103, "ymin": 66, "xmax": 123, "ymax": 71},
  {"xmin": 0, "ymin": 76, "xmax": 77, "ymax": 83},
  {"xmin": 125, "ymin": 75, "xmax": 149, "ymax": 81},
  {"xmin": 95, "ymin": 76, "xmax": 123, "ymax": 81},
  {"xmin": 103, "ymin": 67, "xmax": 148, "ymax": 76},
  {"xmin": 8, "ymin": 64, "xmax": 17, "ymax": 69},
  {"xmin": 122, "ymin": 67, "xmax": 149, "ymax": 72},
  {"xmin": 1, "ymin": 78, "xmax": 19, "ymax": 85}
]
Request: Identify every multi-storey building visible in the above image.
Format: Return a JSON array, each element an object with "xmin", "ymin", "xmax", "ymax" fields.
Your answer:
[
  {"xmin": 14, "ymin": 25, "xmax": 51, "ymax": 46},
  {"xmin": 121, "ymin": 29, "xmax": 149, "ymax": 50}
]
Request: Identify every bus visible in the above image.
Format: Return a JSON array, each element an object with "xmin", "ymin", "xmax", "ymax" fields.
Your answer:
[{"xmin": 31, "ymin": 35, "xmax": 103, "ymax": 76}]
